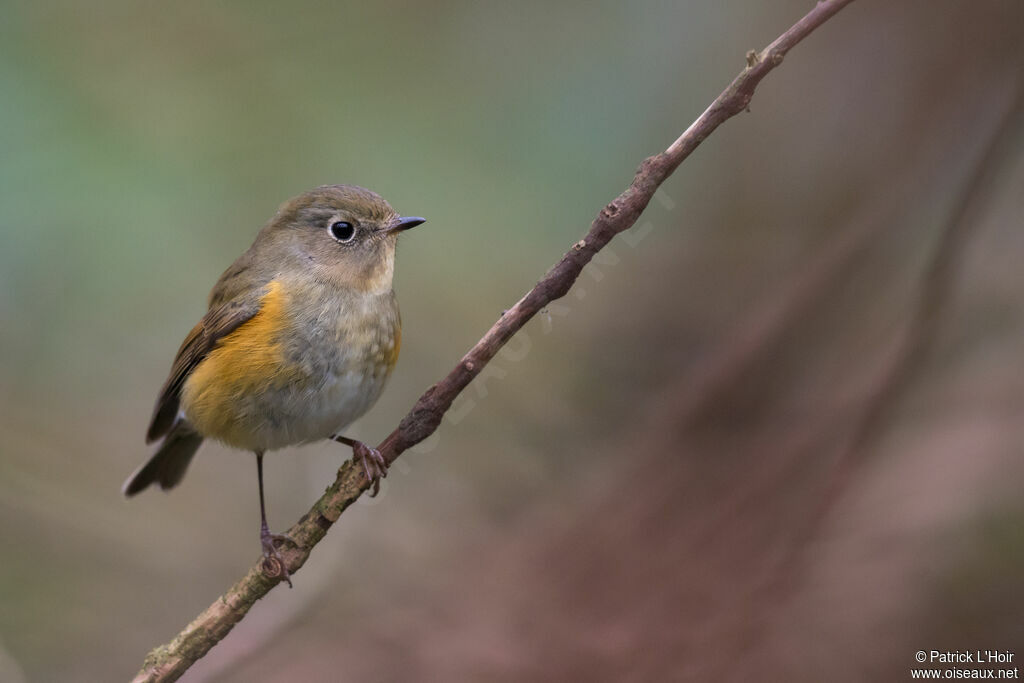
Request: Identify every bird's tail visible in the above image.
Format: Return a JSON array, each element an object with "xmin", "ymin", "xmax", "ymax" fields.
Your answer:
[{"xmin": 122, "ymin": 423, "xmax": 204, "ymax": 496}]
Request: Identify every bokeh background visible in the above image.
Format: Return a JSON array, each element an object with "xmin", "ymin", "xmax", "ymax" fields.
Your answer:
[{"xmin": 2, "ymin": 1, "xmax": 1023, "ymax": 681}]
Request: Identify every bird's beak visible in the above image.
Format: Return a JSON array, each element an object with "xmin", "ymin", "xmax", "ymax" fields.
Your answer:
[{"xmin": 387, "ymin": 216, "xmax": 426, "ymax": 234}]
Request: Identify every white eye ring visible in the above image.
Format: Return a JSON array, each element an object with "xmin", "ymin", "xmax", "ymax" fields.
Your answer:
[{"xmin": 329, "ymin": 220, "xmax": 356, "ymax": 243}]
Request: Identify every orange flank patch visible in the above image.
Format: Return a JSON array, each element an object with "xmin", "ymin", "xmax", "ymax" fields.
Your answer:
[
  {"xmin": 181, "ymin": 281, "xmax": 301, "ymax": 447},
  {"xmin": 388, "ymin": 324, "xmax": 401, "ymax": 371}
]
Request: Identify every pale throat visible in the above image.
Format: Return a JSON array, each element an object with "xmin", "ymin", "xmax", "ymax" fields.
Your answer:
[
  {"xmin": 317, "ymin": 246, "xmax": 396, "ymax": 295},
  {"xmin": 360, "ymin": 248, "xmax": 395, "ymax": 294}
]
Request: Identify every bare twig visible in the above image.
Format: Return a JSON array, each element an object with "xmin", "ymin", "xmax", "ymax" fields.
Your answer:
[{"xmin": 132, "ymin": 2, "xmax": 857, "ymax": 680}]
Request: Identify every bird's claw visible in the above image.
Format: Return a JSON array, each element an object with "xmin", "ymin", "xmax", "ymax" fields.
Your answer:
[
  {"xmin": 353, "ymin": 441, "xmax": 388, "ymax": 497},
  {"xmin": 260, "ymin": 530, "xmax": 297, "ymax": 587}
]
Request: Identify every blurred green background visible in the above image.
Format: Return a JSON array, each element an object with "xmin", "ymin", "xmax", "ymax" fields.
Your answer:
[{"xmin": 2, "ymin": 1, "xmax": 1023, "ymax": 681}]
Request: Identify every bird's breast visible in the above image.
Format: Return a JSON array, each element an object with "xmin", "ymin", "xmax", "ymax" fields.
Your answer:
[{"xmin": 182, "ymin": 280, "xmax": 401, "ymax": 451}]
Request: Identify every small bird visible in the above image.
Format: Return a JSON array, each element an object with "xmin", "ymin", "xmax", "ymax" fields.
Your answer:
[{"xmin": 123, "ymin": 185, "xmax": 424, "ymax": 585}]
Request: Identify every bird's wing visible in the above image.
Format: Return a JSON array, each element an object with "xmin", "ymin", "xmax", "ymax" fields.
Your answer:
[{"xmin": 145, "ymin": 287, "xmax": 268, "ymax": 443}]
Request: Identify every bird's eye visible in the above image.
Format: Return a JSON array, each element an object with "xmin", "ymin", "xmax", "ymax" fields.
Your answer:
[{"xmin": 329, "ymin": 221, "xmax": 355, "ymax": 242}]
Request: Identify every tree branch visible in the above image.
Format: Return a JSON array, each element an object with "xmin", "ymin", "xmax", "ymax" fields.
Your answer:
[{"xmin": 132, "ymin": 1, "xmax": 857, "ymax": 680}]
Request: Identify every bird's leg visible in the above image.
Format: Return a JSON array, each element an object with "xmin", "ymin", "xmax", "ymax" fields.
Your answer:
[
  {"xmin": 330, "ymin": 435, "xmax": 388, "ymax": 497},
  {"xmin": 256, "ymin": 451, "xmax": 294, "ymax": 587}
]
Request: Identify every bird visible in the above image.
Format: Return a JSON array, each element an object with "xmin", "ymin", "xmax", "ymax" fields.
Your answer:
[{"xmin": 122, "ymin": 184, "xmax": 425, "ymax": 585}]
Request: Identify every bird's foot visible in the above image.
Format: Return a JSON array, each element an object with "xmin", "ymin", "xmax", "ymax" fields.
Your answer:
[
  {"xmin": 260, "ymin": 526, "xmax": 297, "ymax": 588},
  {"xmin": 353, "ymin": 441, "xmax": 388, "ymax": 497},
  {"xmin": 331, "ymin": 435, "xmax": 389, "ymax": 496}
]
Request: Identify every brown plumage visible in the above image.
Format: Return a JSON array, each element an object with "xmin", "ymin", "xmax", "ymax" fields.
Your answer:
[{"xmin": 122, "ymin": 185, "xmax": 425, "ymax": 584}]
